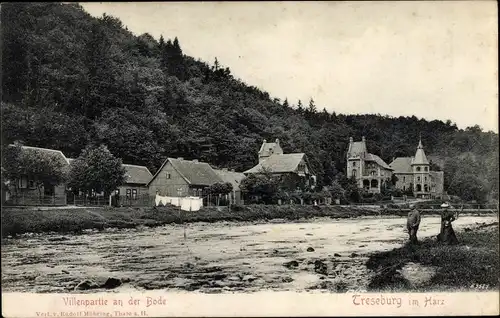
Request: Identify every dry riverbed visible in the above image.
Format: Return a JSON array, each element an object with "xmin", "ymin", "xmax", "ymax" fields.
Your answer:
[{"xmin": 1, "ymin": 215, "xmax": 498, "ymax": 293}]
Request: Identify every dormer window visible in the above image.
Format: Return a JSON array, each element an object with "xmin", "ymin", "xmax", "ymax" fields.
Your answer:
[
  {"xmin": 353, "ymin": 162, "xmax": 357, "ymax": 167},
  {"xmin": 416, "ymin": 167, "xmax": 421, "ymax": 172}
]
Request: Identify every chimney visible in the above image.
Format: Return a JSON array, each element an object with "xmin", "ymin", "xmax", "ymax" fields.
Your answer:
[
  {"xmin": 275, "ymin": 138, "xmax": 280, "ymax": 145},
  {"xmin": 192, "ymin": 159, "xmax": 198, "ymax": 163},
  {"xmin": 178, "ymin": 157, "xmax": 184, "ymax": 160},
  {"xmin": 230, "ymin": 169, "xmax": 235, "ymax": 172},
  {"xmin": 222, "ymin": 168, "xmax": 228, "ymax": 171},
  {"xmin": 349, "ymin": 137, "xmax": 353, "ymax": 143},
  {"xmin": 362, "ymin": 136, "xmax": 366, "ymax": 142},
  {"xmin": 263, "ymin": 139, "xmax": 267, "ymax": 144}
]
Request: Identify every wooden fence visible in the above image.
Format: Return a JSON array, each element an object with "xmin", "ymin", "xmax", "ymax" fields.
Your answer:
[
  {"xmin": 72, "ymin": 195, "xmax": 109, "ymax": 206},
  {"xmin": 3, "ymin": 193, "xmax": 67, "ymax": 206}
]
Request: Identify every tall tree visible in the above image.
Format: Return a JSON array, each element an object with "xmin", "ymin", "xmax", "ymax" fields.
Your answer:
[
  {"xmin": 296, "ymin": 100, "xmax": 304, "ymax": 114},
  {"xmin": 308, "ymin": 98, "xmax": 317, "ymax": 114},
  {"xmin": 68, "ymin": 144, "xmax": 126, "ymax": 197}
]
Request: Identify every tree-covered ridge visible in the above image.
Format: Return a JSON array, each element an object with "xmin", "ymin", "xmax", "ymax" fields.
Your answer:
[{"xmin": 1, "ymin": 3, "xmax": 498, "ymax": 201}]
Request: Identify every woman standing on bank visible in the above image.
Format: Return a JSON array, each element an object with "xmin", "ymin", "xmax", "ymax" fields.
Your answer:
[{"xmin": 437, "ymin": 203, "xmax": 459, "ymax": 245}]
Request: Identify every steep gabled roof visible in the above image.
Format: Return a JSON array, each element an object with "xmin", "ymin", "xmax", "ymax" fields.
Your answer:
[
  {"xmin": 123, "ymin": 164, "xmax": 153, "ymax": 185},
  {"xmin": 348, "ymin": 141, "xmax": 367, "ymax": 156},
  {"xmin": 365, "ymin": 153, "xmax": 393, "ymax": 170},
  {"xmin": 12, "ymin": 145, "xmax": 71, "ymax": 166},
  {"xmin": 390, "ymin": 157, "xmax": 413, "ymax": 173},
  {"xmin": 147, "ymin": 158, "xmax": 223, "ymax": 187},
  {"xmin": 244, "ymin": 153, "xmax": 306, "ymax": 174},
  {"xmin": 214, "ymin": 169, "xmax": 246, "ymax": 191},
  {"xmin": 258, "ymin": 139, "xmax": 284, "ymax": 157}
]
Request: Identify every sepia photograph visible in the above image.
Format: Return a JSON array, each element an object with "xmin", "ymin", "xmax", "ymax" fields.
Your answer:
[{"xmin": 1, "ymin": 1, "xmax": 498, "ymax": 317}]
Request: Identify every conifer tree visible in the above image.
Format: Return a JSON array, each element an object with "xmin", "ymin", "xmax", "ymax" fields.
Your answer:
[
  {"xmin": 297, "ymin": 99, "xmax": 304, "ymax": 113},
  {"xmin": 283, "ymin": 98, "xmax": 289, "ymax": 108},
  {"xmin": 308, "ymin": 98, "xmax": 317, "ymax": 114}
]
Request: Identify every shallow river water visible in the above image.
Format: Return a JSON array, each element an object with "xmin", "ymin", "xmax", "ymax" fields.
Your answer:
[{"xmin": 1, "ymin": 215, "xmax": 497, "ymax": 293}]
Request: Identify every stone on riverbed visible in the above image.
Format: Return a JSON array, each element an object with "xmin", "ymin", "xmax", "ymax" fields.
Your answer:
[{"xmin": 74, "ymin": 280, "xmax": 99, "ymax": 291}]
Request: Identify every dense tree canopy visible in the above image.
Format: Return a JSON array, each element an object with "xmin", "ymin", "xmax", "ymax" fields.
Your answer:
[
  {"xmin": 1, "ymin": 3, "xmax": 498, "ymax": 202},
  {"xmin": 67, "ymin": 144, "xmax": 126, "ymax": 196},
  {"xmin": 2, "ymin": 142, "xmax": 67, "ymax": 197}
]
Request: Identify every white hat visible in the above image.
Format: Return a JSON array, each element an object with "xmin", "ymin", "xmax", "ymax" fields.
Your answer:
[{"xmin": 441, "ymin": 203, "xmax": 450, "ymax": 208}]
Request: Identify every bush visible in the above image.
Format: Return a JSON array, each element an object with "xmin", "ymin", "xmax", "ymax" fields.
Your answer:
[{"xmin": 230, "ymin": 204, "xmax": 245, "ymax": 212}]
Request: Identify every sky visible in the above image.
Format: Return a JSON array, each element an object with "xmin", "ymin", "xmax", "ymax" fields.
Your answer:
[{"xmin": 80, "ymin": 1, "xmax": 498, "ymax": 132}]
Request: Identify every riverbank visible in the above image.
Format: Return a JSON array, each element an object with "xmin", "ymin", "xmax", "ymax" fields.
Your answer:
[
  {"xmin": 366, "ymin": 221, "xmax": 499, "ymax": 291},
  {"xmin": 2, "ymin": 205, "xmax": 498, "ymax": 237}
]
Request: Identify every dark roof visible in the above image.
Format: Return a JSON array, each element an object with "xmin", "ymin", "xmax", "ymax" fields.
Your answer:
[
  {"xmin": 214, "ymin": 169, "xmax": 246, "ymax": 191},
  {"xmin": 389, "ymin": 157, "xmax": 413, "ymax": 173},
  {"xmin": 365, "ymin": 153, "xmax": 393, "ymax": 170},
  {"xmin": 148, "ymin": 158, "xmax": 223, "ymax": 186},
  {"xmin": 244, "ymin": 153, "xmax": 307, "ymax": 174},
  {"xmin": 123, "ymin": 164, "xmax": 152, "ymax": 185}
]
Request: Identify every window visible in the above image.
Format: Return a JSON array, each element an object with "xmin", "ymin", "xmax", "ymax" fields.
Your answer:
[
  {"xmin": 126, "ymin": 188, "xmax": 131, "ymax": 198},
  {"xmin": 416, "ymin": 167, "xmax": 421, "ymax": 172},
  {"xmin": 352, "ymin": 169, "xmax": 357, "ymax": 177},
  {"xmin": 403, "ymin": 176, "xmax": 406, "ymax": 182},
  {"xmin": 28, "ymin": 179, "xmax": 35, "ymax": 189},
  {"xmin": 353, "ymin": 162, "xmax": 356, "ymax": 167},
  {"xmin": 132, "ymin": 189, "xmax": 137, "ymax": 200},
  {"xmin": 370, "ymin": 171, "xmax": 376, "ymax": 176},
  {"xmin": 44, "ymin": 184, "xmax": 54, "ymax": 196},
  {"xmin": 166, "ymin": 173, "xmax": 171, "ymax": 179},
  {"xmin": 424, "ymin": 167, "xmax": 428, "ymax": 171},
  {"xmin": 363, "ymin": 180, "xmax": 370, "ymax": 189},
  {"xmin": 417, "ymin": 177, "xmax": 421, "ymax": 182},
  {"xmin": 18, "ymin": 176, "xmax": 28, "ymax": 189},
  {"xmin": 425, "ymin": 176, "xmax": 427, "ymax": 181}
]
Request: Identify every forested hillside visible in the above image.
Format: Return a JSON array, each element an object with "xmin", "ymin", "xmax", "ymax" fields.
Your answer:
[{"xmin": 1, "ymin": 3, "xmax": 498, "ymax": 201}]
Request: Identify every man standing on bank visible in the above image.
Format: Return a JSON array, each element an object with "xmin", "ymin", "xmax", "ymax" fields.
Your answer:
[{"xmin": 407, "ymin": 204, "xmax": 421, "ymax": 244}]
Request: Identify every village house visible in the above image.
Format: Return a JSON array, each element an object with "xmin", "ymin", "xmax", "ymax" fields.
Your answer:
[
  {"xmin": 346, "ymin": 136, "xmax": 393, "ymax": 193},
  {"xmin": 243, "ymin": 139, "xmax": 316, "ymax": 191},
  {"xmin": 213, "ymin": 168, "xmax": 245, "ymax": 205},
  {"xmin": 3, "ymin": 145, "xmax": 70, "ymax": 206},
  {"xmin": 67, "ymin": 159, "xmax": 152, "ymax": 202},
  {"xmin": 117, "ymin": 164, "xmax": 153, "ymax": 200},
  {"xmin": 147, "ymin": 157, "xmax": 224, "ymax": 200},
  {"xmin": 389, "ymin": 140, "xmax": 444, "ymax": 199}
]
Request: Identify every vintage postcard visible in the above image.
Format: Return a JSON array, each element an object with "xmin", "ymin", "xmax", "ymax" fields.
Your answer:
[{"xmin": 1, "ymin": 1, "xmax": 498, "ymax": 317}]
